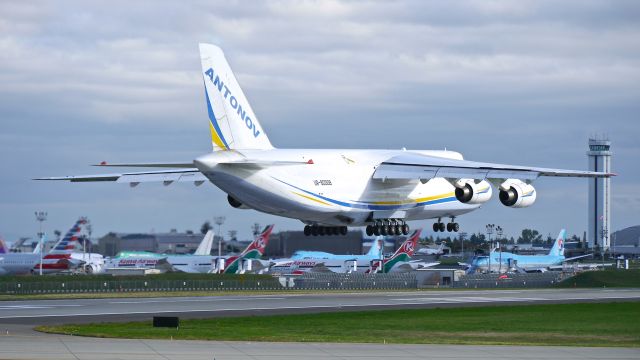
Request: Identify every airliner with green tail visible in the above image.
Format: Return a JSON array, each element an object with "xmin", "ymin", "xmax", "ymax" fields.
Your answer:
[{"xmin": 210, "ymin": 224, "xmax": 274, "ymax": 274}]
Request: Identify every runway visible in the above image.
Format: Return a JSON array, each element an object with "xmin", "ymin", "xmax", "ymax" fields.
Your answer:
[
  {"xmin": 1, "ymin": 289, "xmax": 638, "ymax": 359},
  {"xmin": 1, "ymin": 288, "xmax": 639, "ymax": 325}
]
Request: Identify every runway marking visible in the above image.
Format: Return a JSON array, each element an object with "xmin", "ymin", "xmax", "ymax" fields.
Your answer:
[
  {"xmin": 109, "ymin": 297, "xmax": 286, "ymax": 304},
  {"xmin": 0, "ymin": 304, "xmax": 84, "ymax": 310},
  {"xmin": 2, "ymin": 295, "xmax": 640, "ymax": 319}
]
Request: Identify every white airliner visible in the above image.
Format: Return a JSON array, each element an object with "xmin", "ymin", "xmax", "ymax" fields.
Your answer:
[
  {"xmin": 36, "ymin": 44, "xmax": 613, "ymax": 237},
  {"xmin": 416, "ymin": 242, "xmax": 447, "ymax": 256},
  {"xmin": 0, "ymin": 218, "xmax": 89, "ymax": 275}
]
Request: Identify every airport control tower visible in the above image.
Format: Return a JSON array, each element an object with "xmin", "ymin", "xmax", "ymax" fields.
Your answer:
[{"xmin": 587, "ymin": 138, "xmax": 612, "ymax": 251}]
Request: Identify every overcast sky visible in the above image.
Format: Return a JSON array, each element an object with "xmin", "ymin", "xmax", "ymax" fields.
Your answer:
[{"xmin": 1, "ymin": 0, "xmax": 638, "ymax": 242}]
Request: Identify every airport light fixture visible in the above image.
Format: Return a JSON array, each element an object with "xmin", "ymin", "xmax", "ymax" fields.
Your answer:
[
  {"xmin": 214, "ymin": 216, "xmax": 226, "ymax": 257},
  {"xmin": 459, "ymin": 232, "xmax": 468, "ymax": 256},
  {"xmin": 84, "ymin": 217, "xmax": 91, "ymax": 271},
  {"xmin": 486, "ymin": 224, "xmax": 495, "ymax": 273},
  {"xmin": 252, "ymin": 223, "xmax": 261, "ymax": 236},
  {"xmin": 34, "ymin": 211, "xmax": 47, "ymax": 276}
]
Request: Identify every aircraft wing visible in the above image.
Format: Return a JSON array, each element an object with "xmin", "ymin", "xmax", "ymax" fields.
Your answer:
[
  {"xmin": 34, "ymin": 169, "xmax": 207, "ymax": 185},
  {"xmin": 373, "ymin": 153, "xmax": 613, "ymax": 181},
  {"xmin": 562, "ymin": 254, "xmax": 592, "ymax": 262}
]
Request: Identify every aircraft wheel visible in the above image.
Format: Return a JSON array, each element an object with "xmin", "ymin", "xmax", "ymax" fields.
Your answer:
[
  {"xmin": 388, "ymin": 225, "xmax": 396, "ymax": 236},
  {"xmin": 393, "ymin": 225, "xmax": 402, "ymax": 235},
  {"xmin": 381, "ymin": 225, "xmax": 389, "ymax": 236},
  {"xmin": 453, "ymin": 223, "xmax": 460, "ymax": 232},
  {"xmin": 402, "ymin": 224, "xmax": 410, "ymax": 235},
  {"xmin": 366, "ymin": 225, "xmax": 374, "ymax": 236},
  {"xmin": 446, "ymin": 223, "xmax": 453, "ymax": 232},
  {"xmin": 433, "ymin": 223, "xmax": 439, "ymax": 232},
  {"xmin": 311, "ymin": 226, "xmax": 319, "ymax": 236},
  {"xmin": 318, "ymin": 226, "xmax": 326, "ymax": 236},
  {"xmin": 332, "ymin": 227, "xmax": 340, "ymax": 236},
  {"xmin": 304, "ymin": 225, "xmax": 311, "ymax": 236},
  {"xmin": 438, "ymin": 222, "xmax": 446, "ymax": 232},
  {"xmin": 373, "ymin": 225, "xmax": 381, "ymax": 236},
  {"xmin": 340, "ymin": 226, "xmax": 348, "ymax": 235}
]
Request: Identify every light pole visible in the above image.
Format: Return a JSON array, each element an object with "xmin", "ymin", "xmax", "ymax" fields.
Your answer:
[
  {"xmin": 459, "ymin": 232, "xmax": 467, "ymax": 258},
  {"xmin": 251, "ymin": 223, "xmax": 261, "ymax": 237},
  {"xmin": 84, "ymin": 217, "xmax": 91, "ymax": 271},
  {"xmin": 214, "ymin": 216, "xmax": 226, "ymax": 257},
  {"xmin": 496, "ymin": 226, "xmax": 503, "ymax": 273},
  {"xmin": 485, "ymin": 224, "xmax": 495, "ymax": 273},
  {"xmin": 34, "ymin": 211, "xmax": 47, "ymax": 276}
]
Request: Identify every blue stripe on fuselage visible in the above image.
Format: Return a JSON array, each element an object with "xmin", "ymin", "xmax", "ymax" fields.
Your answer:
[{"xmin": 272, "ymin": 177, "xmax": 457, "ymax": 210}]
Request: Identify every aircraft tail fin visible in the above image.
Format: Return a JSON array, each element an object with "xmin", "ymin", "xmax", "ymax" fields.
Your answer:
[
  {"xmin": 199, "ymin": 43, "xmax": 274, "ymax": 151},
  {"xmin": 365, "ymin": 237, "xmax": 384, "ymax": 259},
  {"xmin": 0, "ymin": 238, "xmax": 7, "ymax": 254},
  {"xmin": 390, "ymin": 229, "xmax": 420, "ymax": 260},
  {"xmin": 194, "ymin": 230, "xmax": 214, "ymax": 255},
  {"xmin": 240, "ymin": 224, "xmax": 274, "ymax": 259},
  {"xmin": 35, "ymin": 218, "xmax": 87, "ymax": 272},
  {"xmin": 549, "ymin": 229, "xmax": 566, "ymax": 257},
  {"xmin": 32, "ymin": 239, "xmax": 42, "ymax": 254}
]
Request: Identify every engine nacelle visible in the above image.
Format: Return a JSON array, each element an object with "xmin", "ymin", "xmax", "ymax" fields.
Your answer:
[
  {"xmin": 454, "ymin": 179, "xmax": 492, "ymax": 205},
  {"xmin": 227, "ymin": 195, "xmax": 250, "ymax": 209},
  {"xmin": 498, "ymin": 179, "xmax": 537, "ymax": 208}
]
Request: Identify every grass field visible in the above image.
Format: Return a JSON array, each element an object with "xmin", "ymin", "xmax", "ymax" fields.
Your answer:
[
  {"xmin": 38, "ymin": 302, "xmax": 640, "ymax": 347},
  {"xmin": 558, "ymin": 270, "xmax": 640, "ymax": 288}
]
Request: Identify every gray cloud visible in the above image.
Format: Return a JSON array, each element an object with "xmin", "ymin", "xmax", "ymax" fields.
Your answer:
[{"xmin": 0, "ymin": 0, "xmax": 638, "ymax": 241}]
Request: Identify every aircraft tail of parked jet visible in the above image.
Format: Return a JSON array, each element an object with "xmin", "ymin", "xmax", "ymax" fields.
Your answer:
[
  {"xmin": 200, "ymin": 43, "xmax": 274, "ymax": 151},
  {"xmin": 368, "ymin": 229, "xmax": 420, "ymax": 273},
  {"xmin": 0, "ymin": 238, "xmax": 7, "ymax": 254},
  {"xmin": 548, "ymin": 229, "xmax": 566, "ymax": 257},
  {"xmin": 365, "ymin": 237, "xmax": 384, "ymax": 258},
  {"xmin": 194, "ymin": 230, "xmax": 214, "ymax": 255},
  {"xmin": 215, "ymin": 224, "xmax": 274, "ymax": 274},
  {"xmin": 34, "ymin": 218, "xmax": 87, "ymax": 273},
  {"xmin": 239, "ymin": 224, "xmax": 274, "ymax": 259}
]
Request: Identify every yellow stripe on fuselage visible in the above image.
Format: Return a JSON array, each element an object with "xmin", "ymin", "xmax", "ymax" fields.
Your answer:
[
  {"xmin": 371, "ymin": 192, "xmax": 455, "ymax": 205},
  {"xmin": 209, "ymin": 122, "xmax": 228, "ymax": 150},
  {"xmin": 292, "ymin": 192, "xmax": 331, "ymax": 206}
]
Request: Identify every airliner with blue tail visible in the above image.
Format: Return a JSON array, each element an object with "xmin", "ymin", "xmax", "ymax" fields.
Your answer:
[{"xmin": 468, "ymin": 229, "xmax": 590, "ymax": 273}]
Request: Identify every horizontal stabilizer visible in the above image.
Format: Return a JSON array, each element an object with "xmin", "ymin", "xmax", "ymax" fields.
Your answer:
[
  {"xmin": 35, "ymin": 169, "xmax": 206, "ymax": 183},
  {"xmin": 93, "ymin": 162, "xmax": 194, "ymax": 168}
]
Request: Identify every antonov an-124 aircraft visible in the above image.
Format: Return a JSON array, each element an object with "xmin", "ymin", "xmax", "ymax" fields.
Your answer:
[{"xmin": 37, "ymin": 44, "xmax": 613, "ymax": 237}]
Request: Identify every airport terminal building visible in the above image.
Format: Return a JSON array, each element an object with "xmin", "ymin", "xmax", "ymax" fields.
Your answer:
[{"xmin": 98, "ymin": 230, "xmax": 209, "ymax": 256}]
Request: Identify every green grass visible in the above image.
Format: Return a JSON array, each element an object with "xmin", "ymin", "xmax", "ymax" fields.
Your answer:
[
  {"xmin": 37, "ymin": 302, "xmax": 640, "ymax": 347},
  {"xmin": 558, "ymin": 270, "xmax": 640, "ymax": 288}
]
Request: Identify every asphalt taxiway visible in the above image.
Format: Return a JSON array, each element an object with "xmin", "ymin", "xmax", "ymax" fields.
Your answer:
[{"xmin": 1, "ymin": 288, "xmax": 639, "ymax": 325}]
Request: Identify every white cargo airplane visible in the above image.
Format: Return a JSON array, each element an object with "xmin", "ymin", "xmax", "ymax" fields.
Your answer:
[{"xmin": 36, "ymin": 44, "xmax": 613, "ymax": 237}]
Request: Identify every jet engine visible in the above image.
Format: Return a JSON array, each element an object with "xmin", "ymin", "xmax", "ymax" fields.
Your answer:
[
  {"xmin": 498, "ymin": 179, "xmax": 537, "ymax": 208},
  {"xmin": 227, "ymin": 195, "xmax": 251, "ymax": 209},
  {"xmin": 454, "ymin": 179, "xmax": 492, "ymax": 205}
]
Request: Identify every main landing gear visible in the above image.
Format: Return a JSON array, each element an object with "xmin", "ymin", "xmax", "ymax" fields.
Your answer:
[
  {"xmin": 304, "ymin": 224, "xmax": 348, "ymax": 236},
  {"xmin": 365, "ymin": 219, "xmax": 410, "ymax": 236},
  {"xmin": 433, "ymin": 217, "xmax": 460, "ymax": 233}
]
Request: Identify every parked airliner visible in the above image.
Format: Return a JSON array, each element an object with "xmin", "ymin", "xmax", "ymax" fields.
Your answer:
[
  {"xmin": 467, "ymin": 229, "xmax": 590, "ymax": 273},
  {"xmin": 37, "ymin": 44, "xmax": 613, "ymax": 236},
  {"xmin": 0, "ymin": 218, "xmax": 88, "ymax": 275},
  {"xmin": 102, "ymin": 230, "xmax": 214, "ymax": 272}
]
